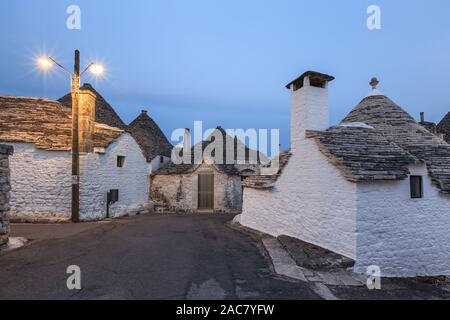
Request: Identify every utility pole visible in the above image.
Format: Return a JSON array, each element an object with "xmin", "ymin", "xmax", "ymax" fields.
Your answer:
[
  {"xmin": 36, "ymin": 50, "xmax": 104, "ymax": 223},
  {"xmin": 71, "ymin": 50, "xmax": 81, "ymax": 222}
]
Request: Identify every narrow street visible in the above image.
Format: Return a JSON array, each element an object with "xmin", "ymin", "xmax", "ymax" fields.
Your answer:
[{"xmin": 0, "ymin": 214, "xmax": 321, "ymax": 300}]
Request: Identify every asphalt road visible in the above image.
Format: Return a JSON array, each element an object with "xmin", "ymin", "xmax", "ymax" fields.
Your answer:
[{"xmin": 0, "ymin": 214, "xmax": 321, "ymax": 300}]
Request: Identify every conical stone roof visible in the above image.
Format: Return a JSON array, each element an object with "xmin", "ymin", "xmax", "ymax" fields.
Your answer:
[
  {"xmin": 59, "ymin": 84, "xmax": 126, "ymax": 129},
  {"xmin": 128, "ymin": 111, "xmax": 173, "ymax": 161},
  {"xmin": 342, "ymin": 95, "xmax": 450, "ymax": 192}
]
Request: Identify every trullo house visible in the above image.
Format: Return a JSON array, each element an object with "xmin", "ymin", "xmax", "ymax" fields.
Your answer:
[
  {"xmin": 151, "ymin": 127, "xmax": 266, "ymax": 213},
  {"xmin": 237, "ymin": 71, "xmax": 450, "ymax": 277},
  {"xmin": 0, "ymin": 84, "xmax": 172, "ymax": 222}
]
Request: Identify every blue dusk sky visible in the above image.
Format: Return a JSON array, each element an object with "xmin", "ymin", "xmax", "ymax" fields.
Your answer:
[{"xmin": 1, "ymin": 0, "xmax": 450, "ymax": 150}]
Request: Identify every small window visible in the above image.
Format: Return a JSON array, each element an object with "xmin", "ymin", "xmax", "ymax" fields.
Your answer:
[
  {"xmin": 410, "ymin": 176, "xmax": 423, "ymax": 199},
  {"xmin": 160, "ymin": 156, "xmax": 164, "ymax": 164},
  {"xmin": 117, "ymin": 156, "xmax": 126, "ymax": 168}
]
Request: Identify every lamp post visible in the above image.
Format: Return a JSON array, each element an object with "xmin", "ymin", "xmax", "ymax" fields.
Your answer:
[{"xmin": 37, "ymin": 50, "xmax": 104, "ymax": 222}]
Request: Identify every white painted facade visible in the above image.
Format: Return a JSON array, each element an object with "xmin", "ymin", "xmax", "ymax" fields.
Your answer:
[
  {"xmin": 7, "ymin": 133, "xmax": 154, "ymax": 222},
  {"xmin": 240, "ymin": 82, "xmax": 357, "ymax": 259},
  {"xmin": 239, "ymin": 74, "xmax": 450, "ymax": 277},
  {"xmin": 355, "ymin": 164, "xmax": 450, "ymax": 277},
  {"xmin": 8, "ymin": 143, "xmax": 72, "ymax": 221},
  {"xmin": 79, "ymin": 133, "xmax": 152, "ymax": 221}
]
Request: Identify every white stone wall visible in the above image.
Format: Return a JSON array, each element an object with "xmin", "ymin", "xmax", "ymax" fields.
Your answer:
[
  {"xmin": 355, "ymin": 164, "xmax": 450, "ymax": 277},
  {"xmin": 291, "ymin": 84, "xmax": 329, "ymax": 151},
  {"xmin": 8, "ymin": 143, "xmax": 72, "ymax": 221},
  {"xmin": 240, "ymin": 137, "xmax": 358, "ymax": 259},
  {"xmin": 240, "ymin": 78, "xmax": 450, "ymax": 277},
  {"xmin": 151, "ymin": 164, "xmax": 242, "ymax": 213},
  {"xmin": 240, "ymin": 81, "xmax": 357, "ymax": 259},
  {"xmin": 79, "ymin": 133, "xmax": 151, "ymax": 221}
]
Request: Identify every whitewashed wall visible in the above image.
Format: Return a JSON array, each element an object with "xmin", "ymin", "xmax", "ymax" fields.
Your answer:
[
  {"xmin": 240, "ymin": 81, "xmax": 357, "ymax": 259},
  {"xmin": 240, "ymin": 137, "xmax": 358, "ymax": 259},
  {"xmin": 79, "ymin": 133, "xmax": 151, "ymax": 221},
  {"xmin": 8, "ymin": 143, "xmax": 72, "ymax": 221},
  {"xmin": 240, "ymin": 77, "xmax": 450, "ymax": 277},
  {"xmin": 151, "ymin": 163, "xmax": 242, "ymax": 213},
  {"xmin": 355, "ymin": 164, "xmax": 450, "ymax": 277}
]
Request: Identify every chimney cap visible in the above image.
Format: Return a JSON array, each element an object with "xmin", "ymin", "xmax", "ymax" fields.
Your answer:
[{"xmin": 286, "ymin": 71, "xmax": 334, "ymax": 90}]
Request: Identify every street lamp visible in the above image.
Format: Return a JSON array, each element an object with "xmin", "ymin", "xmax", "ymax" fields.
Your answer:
[{"xmin": 36, "ymin": 50, "xmax": 105, "ymax": 222}]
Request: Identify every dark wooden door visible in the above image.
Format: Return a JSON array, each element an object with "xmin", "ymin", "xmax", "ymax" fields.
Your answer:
[{"xmin": 198, "ymin": 173, "xmax": 214, "ymax": 210}]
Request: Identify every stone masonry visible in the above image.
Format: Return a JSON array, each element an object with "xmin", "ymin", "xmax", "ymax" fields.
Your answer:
[
  {"xmin": 0, "ymin": 144, "xmax": 13, "ymax": 247},
  {"xmin": 151, "ymin": 164, "xmax": 242, "ymax": 214}
]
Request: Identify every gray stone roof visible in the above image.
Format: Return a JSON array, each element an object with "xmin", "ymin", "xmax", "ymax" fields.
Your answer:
[
  {"xmin": 437, "ymin": 111, "xmax": 450, "ymax": 143},
  {"xmin": 306, "ymin": 126, "xmax": 418, "ymax": 182},
  {"xmin": 128, "ymin": 111, "xmax": 173, "ymax": 161},
  {"xmin": 244, "ymin": 94, "xmax": 450, "ymax": 193},
  {"xmin": 154, "ymin": 163, "xmax": 240, "ymax": 176},
  {"xmin": 192, "ymin": 127, "xmax": 268, "ymax": 164},
  {"xmin": 0, "ymin": 96, "xmax": 124, "ymax": 151},
  {"xmin": 342, "ymin": 95, "xmax": 450, "ymax": 192},
  {"xmin": 152, "ymin": 127, "xmax": 266, "ymax": 176},
  {"xmin": 61, "ymin": 85, "xmax": 172, "ymax": 161},
  {"xmin": 59, "ymin": 84, "xmax": 126, "ymax": 129},
  {"xmin": 241, "ymin": 150, "xmax": 292, "ymax": 189}
]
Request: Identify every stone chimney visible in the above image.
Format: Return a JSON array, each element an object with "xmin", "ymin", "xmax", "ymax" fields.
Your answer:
[
  {"xmin": 418, "ymin": 111, "xmax": 438, "ymax": 134},
  {"xmin": 183, "ymin": 128, "xmax": 191, "ymax": 152},
  {"xmin": 77, "ymin": 87, "xmax": 97, "ymax": 153},
  {"xmin": 180, "ymin": 128, "xmax": 193, "ymax": 164},
  {"xmin": 286, "ymin": 71, "xmax": 334, "ymax": 151}
]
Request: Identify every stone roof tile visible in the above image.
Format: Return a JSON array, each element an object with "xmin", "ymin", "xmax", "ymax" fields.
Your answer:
[
  {"xmin": 58, "ymin": 84, "xmax": 126, "ymax": 129},
  {"xmin": 152, "ymin": 127, "xmax": 266, "ymax": 176},
  {"xmin": 241, "ymin": 150, "xmax": 292, "ymax": 189},
  {"xmin": 342, "ymin": 95, "xmax": 450, "ymax": 192},
  {"xmin": 0, "ymin": 96, "xmax": 123, "ymax": 151},
  {"xmin": 128, "ymin": 111, "xmax": 173, "ymax": 161},
  {"xmin": 305, "ymin": 126, "xmax": 418, "ymax": 182}
]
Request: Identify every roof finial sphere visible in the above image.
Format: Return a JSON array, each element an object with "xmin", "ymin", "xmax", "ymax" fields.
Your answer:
[{"xmin": 370, "ymin": 77, "xmax": 379, "ymax": 89}]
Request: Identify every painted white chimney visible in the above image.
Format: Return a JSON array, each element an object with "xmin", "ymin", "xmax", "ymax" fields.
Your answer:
[
  {"xmin": 183, "ymin": 128, "xmax": 192, "ymax": 156},
  {"xmin": 286, "ymin": 71, "xmax": 334, "ymax": 152}
]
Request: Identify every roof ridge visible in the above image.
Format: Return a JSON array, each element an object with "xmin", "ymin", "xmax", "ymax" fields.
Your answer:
[{"xmin": 0, "ymin": 95, "xmax": 60, "ymax": 102}]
